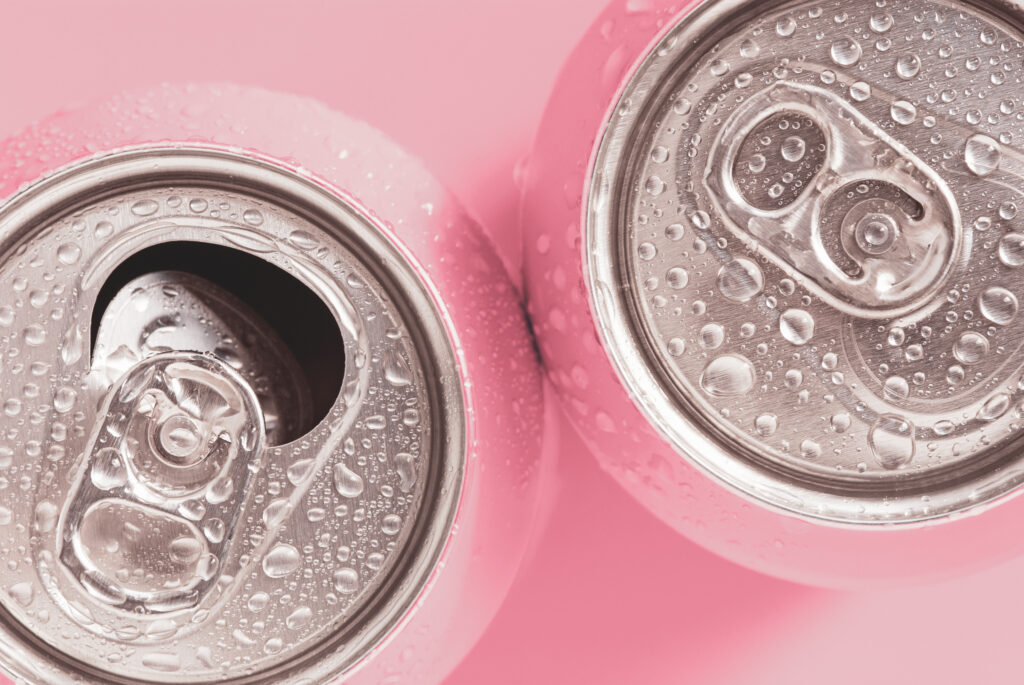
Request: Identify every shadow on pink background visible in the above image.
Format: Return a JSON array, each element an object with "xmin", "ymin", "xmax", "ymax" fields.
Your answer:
[{"xmin": 2, "ymin": 1, "xmax": 1023, "ymax": 683}]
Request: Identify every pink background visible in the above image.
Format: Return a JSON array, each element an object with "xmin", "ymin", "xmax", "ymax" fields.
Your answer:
[{"xmin": 2, "ymin": 1, "xmax": 1021, "ymax": 683}]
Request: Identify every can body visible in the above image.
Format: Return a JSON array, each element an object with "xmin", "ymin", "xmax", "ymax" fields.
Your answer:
[
  {"xmin": 0, "ymin": 84, "xmax": 546, "ymax": 683},
  {"xmin": 523, "ymin": 0, "xmax": 1024, "ymax": 587}
]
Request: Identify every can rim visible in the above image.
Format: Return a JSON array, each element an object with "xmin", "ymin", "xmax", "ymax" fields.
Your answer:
[
  {"xmin": 0, "ymin": 145, "xmax": 467, "ymax": 684},
  {"xmin": 583, "ymin": 0, "xmax": 1024, "ymax": 526}
]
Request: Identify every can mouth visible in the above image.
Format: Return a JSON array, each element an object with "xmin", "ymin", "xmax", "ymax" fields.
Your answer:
[
  {"xmin": 0, "ymin": 147, "xmax": 464, "ymax": 683},
  {"xmin": 587, "ymin": 0, "xmax": 1024, "ymax": 524}
]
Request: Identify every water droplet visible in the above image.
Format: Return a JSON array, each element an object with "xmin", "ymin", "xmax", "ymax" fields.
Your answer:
[
  {"xmin": 890, "ymin": 100, "xmax": 917, "ymax": 125},
  {"xmin": 830, "ymin": 37, "xmax": 862, "ymax": 66},
  {"xmin": 700, "ymin": 355, "xmax": 755, "ymax": 397},
  {"xmin": 90, "ymin": 448, "xmax": 127, "ymax": 491},
  {"xmin": 896, "ymin": 54, "xmax": 921, "ymax": 79},
  {"xmin": 57, "ymin": 243, "xmax": 82, "ymax": 265},
  {"xmin": 645, "ymin": 175, "xmax": 666, "ymax": 195},
  {"xmin": 23, "ymin": 325, "xmax": 45, "ymax": 346},
  {"xmin": 999, "ymin": 233, "xmax": 1024, "ymax": 266},
  {"xmin": 830, "ymin": 412, "xmax": 852, "ymax": 433},
  {"xmin": 953, "ymin": 331, "xmax": 989, "ymax": 364},
  {"xmin": 242, "ymin": 209, "xmax": 264, "ymax": 226},
  {"xmin": 666, "ymin": 267, "xmax": 689, "ymax": 289},
  {"xmin": 800, "ymin": 440, "xmax": 822, "ymax": 459},
  {"xmin": 699, "ymin": 323, "xmax": 725, "ymax": 349},
  {"xmin": 333, "ymin": 462, "xmax": 365, "ymax": 498},
  {"xmin": 869, "ymin": 415, "xmax": 915, "ymax": 469},
  {"xmin": 33, "ymin": 500, "xmax": 57, "ymax": 533},
  {"xmin": 131, "ymin": 199, "xmax": 159, "ymax": 216},
  {"xmin": 287, "ymin": 231, "xmax": 318, "ymax": 250},
  {"xmin": 776, "ymin": 16, "xmax": 796, "ymax": 37},
  {"xmin": 755, "ymin": 414, "xmax": 777, "ymax": 436},
  {"xmin": 53, "ymin": 386, "xmax": 77, "ymax": 413},
  {"xmin": 247, "ymin": 592, "xmax": 269, "ymax": 612},
  {"xmin": 9, "ymin": 582, "xmax": 32, "ymax": 607},
  {"xmin": 717, "ymin": 258, "xmax": 764, "ymax": 302},
  {"xmin": 978, "ymin": 393, "xmax": 1011, "ymax": 422},
  {"xmin": 333, "ymin": 567, "xmax": 360, "ymax": 594},
  {"xmin": 850, "ymin": 81, "xmax": 871, "ymax": 101},
  {"xmin": 286, "ymin": 458, "xmax": 316, "ymax": 485},
  {"xmin": 979, "ymin": 287, "xmax": 1018, "ymax": 325},
  {"xmin": 883, "ymin": 375, "xmax": 910, "ymax": 402},
  {"xmin": 262, "ymin": 544, "xmax": 301, "ymax": 578},
  {"xmin": 870, "ymin": 12, "xmax": 893, "ymax": 32},
  {"xmin": 739, "ymin": 39, "xmax": 760, "ymax": 58},
  {"xmin": 203, "ymin": 518, "xmax": 225, "ymax": 544},
  {"xmin": 779, "ymin": 309, "xmax": 815, "ymax": 345},
  {"xmin": 781, "ymin": 136, "xmax": 806, "ymax": 162},
  {"xmin": 965, "ymin": 134, "xmax": 1001, "ymax": 176},
  {"xmin": 285, "ymin": 606, "xmax": 312, "ymax": 630}
]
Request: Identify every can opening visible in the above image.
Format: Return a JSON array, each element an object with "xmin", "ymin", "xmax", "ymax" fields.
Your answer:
[{"xmin": 90, "ymin": 241, "xmax": 344, "ymax": 444}]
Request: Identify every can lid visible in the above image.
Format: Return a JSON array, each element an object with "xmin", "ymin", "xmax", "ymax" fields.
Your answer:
[
  {"xmin": 0, "ymin": 148, "xmax": 463, "ymax": 682},
  {"xmin": 588, "ymin": 0, "xmax": 1024, "ymax": 523}
]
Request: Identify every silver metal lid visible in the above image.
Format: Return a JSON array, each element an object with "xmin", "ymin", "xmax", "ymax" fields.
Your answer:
[
  {"xmin": 0, "ymin": 148, "xmax": 463, "ymax": 682},
  {"xmin": 588, "ymin": 0, "xmax": 1024, "ymax": 523}
]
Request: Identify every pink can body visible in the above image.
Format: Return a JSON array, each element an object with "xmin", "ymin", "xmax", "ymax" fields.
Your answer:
[
  {"xmin": 0, "ymin": 84, "xmax": 547, "ymax": 683},
  {"xmin": 521, "ymin": 0, "xmax": 1024, "ymax": 588}
]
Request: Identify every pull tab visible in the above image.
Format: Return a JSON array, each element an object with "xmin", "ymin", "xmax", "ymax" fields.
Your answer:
[
  {"xmin": 704, "ymin": 81, "xmax": 961, "ymax": 318},
  {"xmin": 58, "ymin": 352, "xmax": 264, "ymax": 614}
]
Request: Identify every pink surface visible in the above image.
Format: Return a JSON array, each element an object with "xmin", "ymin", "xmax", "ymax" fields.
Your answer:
[{"xmin": 1, "ymin": 1, "xmax": 1022, "ymax": 684}]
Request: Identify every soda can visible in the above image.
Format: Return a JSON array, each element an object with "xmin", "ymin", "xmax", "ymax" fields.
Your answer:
[
  {"xmin": 522, "ymin": 0, "xmax": 1024, "ymax": 587},
  {"xmin": 0, "ymin": 84, "xmax": 546, "ymax": 683}
]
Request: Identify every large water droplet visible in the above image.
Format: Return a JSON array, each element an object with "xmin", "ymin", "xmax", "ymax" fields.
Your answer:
[
  {"xmin": 895, "ymin": 53, "xmax": 921, "ymax": 79},
  {"xmin": 261, "ymin": 544, "xmax": 301, "ymax": 578},
  {"xmin": 999, "ymin": 233, "xmax": 1024, "ymax": 267},
  {"xmin": 90, "ymin": 448, "xmax": 127, "ymax": 491},
  {"xmin": 883, "ymin": 375, "xmax": 910, "ymax": 402},
  {"xmin": 869, "ymin": 415, "xmax": 915, "ymax": 469},
  {"xmin": 57, "ymin": 243, "xmax": 82, "ymax": 265},
  {"xmin": 890, "ymin": 100, "xmax": 917, "ymax": 125},
  {"xmin": 979, "ymin": 287, "xmax": 1018, "ymax": 325},
  {"xmin": 830, "ymin": 37, "xmax": 862, "ymax": 66},
  {"xmin": 953, "ymin": 331, "xmax": 989, "ymax": 365},
  {"xmin": 717, "ymin": 258, "xmax": 764, "ymax": 302},
  {"xmin": 781, "ymin": 136, "xmax": 806, "ymax": 162},
  {"xmin": 978, "ymin": 393, "xmax": 1011, "ymax": 422},
  {"xmin": 333, "ymin": 567, "xmax": 360, "ymax": 594},
  {"xmin": 965, "ymin": 134, "xmax": 1001, "ymax": 176},
  {"xmin": 700, "ymin": 355, "xmax": 755, "ymax": 397},
  {"xmin": 779, "ymin": 309, "xmax": 815, "ymax": 345},
  {"xmin": 754, "ymin": 414, "xmax": 777, "ymax": 436},
  {"xmin": 333, "ymin": 462, "xmax": 365, "ymax": 498}
]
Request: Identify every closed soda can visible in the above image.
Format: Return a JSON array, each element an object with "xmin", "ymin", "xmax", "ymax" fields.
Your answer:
[
  {"xmin": 522, "ymin": 0, "xmax": 1024, "ymax": 587},
  {"xmin": 0, "ymin": 84, "xmax": 545, "ymax": 683}
]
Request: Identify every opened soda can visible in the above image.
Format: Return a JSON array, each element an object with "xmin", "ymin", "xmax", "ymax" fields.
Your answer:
[
  {"xmin": 0, "ymin": 84, "xmax": 546, "ymax": 683},
  {"xmin": 522, "ymin": 0, "xmax": 1024, "ymax": 586}
]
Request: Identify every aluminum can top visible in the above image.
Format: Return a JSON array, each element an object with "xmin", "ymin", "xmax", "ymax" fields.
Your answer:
[
  {"xmin": 0, "ymin": 147, "xmax": 464, "ymax": 682},
  {"xmin": 587, "ymin": 0, "xmax": 1024, "ymax": 523}
]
